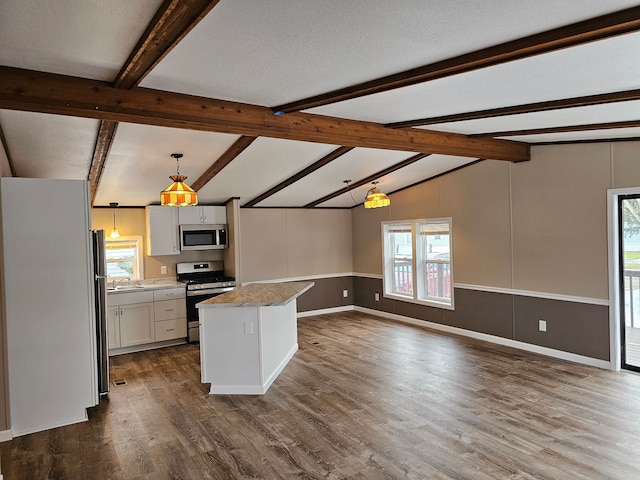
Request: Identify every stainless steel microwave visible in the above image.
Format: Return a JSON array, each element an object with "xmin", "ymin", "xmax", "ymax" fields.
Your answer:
[{"xmin": 179, "ymin": 224, "xmax": 228, "ymax": 251}]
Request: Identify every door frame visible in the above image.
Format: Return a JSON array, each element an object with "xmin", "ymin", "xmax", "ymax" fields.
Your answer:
[{"xmin": 607, "ymin": 186, "xmax": 640, "ymax": 371}]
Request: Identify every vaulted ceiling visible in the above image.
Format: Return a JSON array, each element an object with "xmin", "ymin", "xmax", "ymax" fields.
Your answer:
[{"xmin": 1, "ymin": 0, "xmax": 639, "ymax": 208}]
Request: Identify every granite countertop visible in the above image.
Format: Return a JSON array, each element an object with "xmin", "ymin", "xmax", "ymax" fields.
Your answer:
[
  {"xmin": 197, "ymin": 281, "xmax": 314, "ymax": 308},
  {"xmin": 106, "ymin": 279, "xmax": 183, "ymax": 294}
]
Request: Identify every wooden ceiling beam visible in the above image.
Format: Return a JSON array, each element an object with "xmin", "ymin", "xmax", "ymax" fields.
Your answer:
[
  {"xmin": 387, "ymin": 88, "xmax": 640, "ymax": 128},
  {"xmin": 272, "ymin": 6, "xmax": 640, "ymax": 114},
  {"xmin": 304, "ymin": 153, "xmax": 431, "ymax": 208},
  {"xmin": 113, "ymin": 0, "xmax": 220, "ymax": 89},
  {"xmin": 471, "ymin": 119, "xmax": 640, "ymax": 138},
  {"xmin": 88, "ymin": 0, "xmax": 221, "ymax": 204},
  {"xmin": 0, "ymin": 67, "xmax": 529, "ymax": 162},
  {"xmin": 243, "ymin": 146, "xmax": 354, "ymax": 207},
  {"xmin": 191, "ymin": 135, "xmax": 256, "ymax": 191},
  {"xmin": 87, "ymin": 120, "xmax": 118, "ymax": 205}
]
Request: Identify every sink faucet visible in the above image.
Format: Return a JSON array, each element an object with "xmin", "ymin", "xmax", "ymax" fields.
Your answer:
[{"xmin": 116, "ymin": 277, "xmax": 131, "ymax": 287}]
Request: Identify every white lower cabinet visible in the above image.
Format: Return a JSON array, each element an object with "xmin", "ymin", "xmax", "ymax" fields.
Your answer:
[
  {"xmin": 107, "ymin": 306, "xmax": 121, "ymax": 349},
  {"xmin": 153, "ymin": 288, "xmax": 187, "ymax": 341},
  {"xmin": 107, "ymin": 287, "xmax": 186, "ymax": 354},
  {"xmin": 119, "ymin": 303, "xmax": 154, "ymax": 347},
  {"xmin": 107, "ymin": 290, "xmax": 155, "ymax": 353}
]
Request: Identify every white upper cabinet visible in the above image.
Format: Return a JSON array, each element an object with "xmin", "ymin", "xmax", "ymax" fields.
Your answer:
[
  {"xmin": 145, "ymin": 206, "xmax": 179, "ymax": 256},
  {"xmin": 178, "ymin": 206, "xmax": 226, "ymax": 225}
]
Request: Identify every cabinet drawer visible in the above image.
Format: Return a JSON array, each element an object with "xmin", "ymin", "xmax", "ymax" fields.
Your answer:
[
  {"xmin": 154, "ymin": 298, "xmax": 186, "ymax": 321},
  {"xmin": 153, "ymin": 287, "xmax": 185, "ymax": 301},
  {"xmin": 155, "ymin": 319, "xmax": 187, "ymax": 341}
]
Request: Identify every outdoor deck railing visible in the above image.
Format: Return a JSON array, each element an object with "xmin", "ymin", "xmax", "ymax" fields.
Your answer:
[
  {"xmin": 393, "ymin": 260, "xmax": 451, "ymax": 299},
  {"xmin": 625, "ymin": 269, "xmax": 640, "ymax": 328}
]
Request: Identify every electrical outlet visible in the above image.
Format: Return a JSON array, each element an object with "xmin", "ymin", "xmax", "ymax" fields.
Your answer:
[
  {"xmin": 160, "ymin": 265, "xmax": 168, "ymax": 275},
  {"xmin": 343, "ymin": 289, "xmax": 348, "ymax": 298},
  {"xmin": 244, "ymin": 321, "xmax": 253, "ymax": 335},
  {"xmin": 375, "ymin": 293, "xmax": 380, "ymax": 301},
  {"xmin": 538, "ymin": 319, "xmax": 547, "ymax": 332}
]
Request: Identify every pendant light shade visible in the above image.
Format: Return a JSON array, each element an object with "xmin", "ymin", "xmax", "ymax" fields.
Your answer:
[
  {"xmin": 109, "ymin": 202, "xmax": 120, "ymax": 238},
  {"xmin": 161, "ymin": 153, "xmax": 198, "ymax": 206},
  {"xmin": 364, "ymin": 181, "xmax": 390, "ymax": 209}
]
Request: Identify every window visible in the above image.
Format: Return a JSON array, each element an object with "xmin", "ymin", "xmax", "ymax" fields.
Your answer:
[
  {"xmin": 105, "ymin": 236, "xmax": 143, "ymax": 282},
  {"xmin": 382, "ymin": 218, "xmax": 454, "ymax": 309}
]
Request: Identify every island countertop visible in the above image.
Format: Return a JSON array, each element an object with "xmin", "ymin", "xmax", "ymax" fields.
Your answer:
[{"xmin": 197, "ymin": 281, "xmax": 314, "ymax": 308}]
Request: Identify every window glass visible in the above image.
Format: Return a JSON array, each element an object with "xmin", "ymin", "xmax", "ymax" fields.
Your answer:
[
  {"xmin": 105, "ymin": 236, "xmax": 143, "ymax": 281},
  {"xmin": 383, "ymin": 218, "xmax": 454, "ymax": 309},
  {"xmin": 418, "ymin": 222, "xmax": 451, "ymax": 302},
  {"xmin": 388, "ymin": 224, "xmax": 413, "ymax": 295}
]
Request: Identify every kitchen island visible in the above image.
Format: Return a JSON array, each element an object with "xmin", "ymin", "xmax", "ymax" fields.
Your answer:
[{"xmin": 197, "ymin": 281, "xmax": 314, "ymax": 394}]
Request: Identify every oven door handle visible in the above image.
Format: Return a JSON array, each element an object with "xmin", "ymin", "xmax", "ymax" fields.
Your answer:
[{"xmin": 187, "ymin": 287, "xmax": 235, "ymax": 297}]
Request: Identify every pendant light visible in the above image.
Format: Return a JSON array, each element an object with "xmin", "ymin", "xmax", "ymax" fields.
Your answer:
[
  {"xmin": 364, "ymin": 181, "xmax": 390, "ymax": 209},
  {"xmin": 160, "ymin": 153, "xmax": 198, "ymax": 206},
  {"xmin": 109, "ymin": 202, "xmax": 120, "ymax": 238}
]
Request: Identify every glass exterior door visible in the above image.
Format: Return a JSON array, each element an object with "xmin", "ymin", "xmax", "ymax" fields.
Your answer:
[{"xmin": 619, "ymin": 196, "xmax": 640, "ymax": 371}]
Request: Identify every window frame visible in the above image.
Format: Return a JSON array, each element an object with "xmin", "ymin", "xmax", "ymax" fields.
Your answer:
[
  {"xmin": 382, "ymin": 218, "xmax": 454, "ymax": 310},
  {"xmin": 105, "ymin": 235, "xmax": 144, "ymax": 283}
]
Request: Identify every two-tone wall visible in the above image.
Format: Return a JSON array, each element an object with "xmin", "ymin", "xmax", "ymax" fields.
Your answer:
[{"xmin": 352, "ymin": 141, "xmax": 640, "ymax": 365}]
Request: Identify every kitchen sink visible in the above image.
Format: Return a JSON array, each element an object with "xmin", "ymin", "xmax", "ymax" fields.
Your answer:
[{"xmin": 107, "ymin": 285, "xmax": 145, "ymax": 292}]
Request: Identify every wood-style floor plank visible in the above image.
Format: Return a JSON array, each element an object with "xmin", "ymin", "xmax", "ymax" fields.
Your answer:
[{"xmin": 2, "ymin": 311, "xmax": 640, "ymax": 479}]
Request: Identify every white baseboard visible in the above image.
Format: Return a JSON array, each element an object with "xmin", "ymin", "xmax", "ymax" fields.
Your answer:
[
  {"xmin": 0, "ymin": 429, "xmax": 12, "ymax": 442},
  {"xmin": 297, "ymin": 305, "xmax": 354, "ymax": 318},
  {"xmin": 343, "ymin": 306, "xmax": 609, "ymax": 370}
]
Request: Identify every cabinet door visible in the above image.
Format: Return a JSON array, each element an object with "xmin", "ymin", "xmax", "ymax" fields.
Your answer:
[
  {"xmin": 145, "ymin": 206, "xmax": 179, "ymax": 256},
  {"xmin": 107, "ymin": 306, "xmax": 121, "ymax": 349},
  {"xmin": 178, "ymin": 206, "xmax": 227, "ymax": 224},
  {"xmin": 178, "ymin": 206, "xmax": 203, "ymax": 225},
  {"xmin": 119, "ymin": 303, "xmax": 154, "ymax": 347},
  {"xmin": 201, "ymin": 206, "xmax": 226, "ymax": 224}
]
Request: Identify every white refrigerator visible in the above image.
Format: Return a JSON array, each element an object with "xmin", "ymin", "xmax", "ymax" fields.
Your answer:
[{"xmin": 0, "ymin": 177, "xmax": 102, "ymax": 437}]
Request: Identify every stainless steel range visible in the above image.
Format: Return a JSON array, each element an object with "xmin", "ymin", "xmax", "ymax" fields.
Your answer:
[{"xmin": 177, "ymin": 261, "xmax": 236, "ymax": 343}]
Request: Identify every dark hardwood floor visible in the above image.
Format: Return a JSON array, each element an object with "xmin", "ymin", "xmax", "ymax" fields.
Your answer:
[{"xmin": 3, "ymin": 311, "xmax": 640, "ymax": 479}]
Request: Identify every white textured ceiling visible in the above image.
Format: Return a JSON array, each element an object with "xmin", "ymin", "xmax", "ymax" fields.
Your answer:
[
  {"xmin": 1, "ymin": 0, "xmax": 639, "ymax": 208},
  {"xmin": 0, "ymin": 0, "xmax": 165, "ymax": 80}
]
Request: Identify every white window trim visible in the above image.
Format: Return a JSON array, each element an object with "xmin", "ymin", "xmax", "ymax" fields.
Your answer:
[
  {"xmin": 105, "ymin": 235, "xmax": 144, "ymax": 282},
  {"xmin": 381, "ymin": 218, "xmax": 454, "ymax": 310}
]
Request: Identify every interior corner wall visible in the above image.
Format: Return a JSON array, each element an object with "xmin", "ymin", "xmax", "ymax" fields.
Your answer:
[
  {"xmin": 353, "ymin": 141, "xmax": 640, "ymax": 362},
  {"xmin": 0, "ymin": 232, "xmax": 7, "ymax": 433}
]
